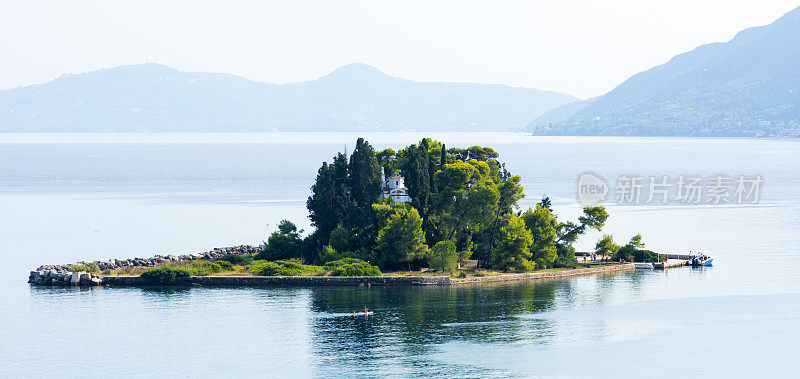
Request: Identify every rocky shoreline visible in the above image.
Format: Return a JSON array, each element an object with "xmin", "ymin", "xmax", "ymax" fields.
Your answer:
[
  {"xmin": 29, "ymin": 243, "xmax": 639, "ymax": 286},
  {"xmin": 28, "ymin": 245, "xmax": 258, "ymax": 286}
]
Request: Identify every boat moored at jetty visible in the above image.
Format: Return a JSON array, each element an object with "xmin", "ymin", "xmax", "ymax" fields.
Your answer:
[{"xmin": 687, "ymin": 252, "xmax": 714, "ymax": 266}]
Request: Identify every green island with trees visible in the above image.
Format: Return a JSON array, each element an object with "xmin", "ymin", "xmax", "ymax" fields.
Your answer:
[{"xmin": 135, "ymin": 138, "xmax": 661, "ymax": 281}]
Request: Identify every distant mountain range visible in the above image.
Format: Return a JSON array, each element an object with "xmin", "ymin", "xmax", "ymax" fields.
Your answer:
[
  {"xmin": 528, "ymin": 5, "xmax": 800, "ymax": 137},
  {"xmin": 5, "ymin": 6, "xmax": 800, "ymax": 136},
  {"xmin": 0, "ymin": 62, "xmax": 577, "ymax": 133}
]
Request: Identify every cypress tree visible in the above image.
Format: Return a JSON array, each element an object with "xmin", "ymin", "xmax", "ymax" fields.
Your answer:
[
  {"xmin": 428, "ymin": 151, "xmax": 437, "ymax": 194},
  {"xmin": 348, "ymin": 138, "xmax": 381, "ymax": 209},
  {"xmin": 402, "ymin": 144, "xmax": 419, "ymax": 202},
  {"xmin": 416, "ymin": 139, "xmax": 431, "ymax": 213},
  {"xmin": 307, "ymin": 160, "xmax": 344, "ymax": 240},
  {"xmin": 331, "ymin": 152, "xmax": 352, "ymax": 224}
]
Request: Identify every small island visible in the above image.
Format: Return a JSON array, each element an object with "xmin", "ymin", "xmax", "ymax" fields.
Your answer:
[{"xmin": 29, "ymin": 138, "xmax": 672, "ymax": 287}]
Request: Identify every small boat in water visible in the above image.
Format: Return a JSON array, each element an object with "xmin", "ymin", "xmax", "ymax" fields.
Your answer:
[
  {"xmin": 353, "ymin": 306, "xmax": 373, "ymax": 316},
  {"xmin": 652, "ymin": 262, "xmax": 665, "ymax": 269},
  {"xmin": 635, "ymin": 263, "xmax": 653, "ymax": 269},
  {"xmin": 687, "ymin": 252, "xmax": 713, "ymax": 266}
]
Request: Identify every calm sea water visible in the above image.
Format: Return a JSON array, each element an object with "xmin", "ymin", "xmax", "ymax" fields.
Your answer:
[{"xmin": 1, "ymin": 133, "xmax": 799, "ymax": 377}]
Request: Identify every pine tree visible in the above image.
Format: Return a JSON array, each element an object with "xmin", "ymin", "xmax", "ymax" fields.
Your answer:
[{"xmin": 375, "ymin": 206, "xmax": 429, "ymax": 269}]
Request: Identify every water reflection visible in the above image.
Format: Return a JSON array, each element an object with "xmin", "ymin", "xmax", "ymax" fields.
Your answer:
[
  {"xmin": 137, "ymin": 285, "xmax": 193, "ymax": 298},
  {"xmin": 306, "ymin": 279, "xmax": 567, "ymax": 375},
  {"xmin": 13, "ymin": 266, "xmax": 782, "ymax": 377},
  {"xmin": 594, "ymin": 273, "xmax": 618, "ymax": 306},
  {"xmin": 28, "ymin": 284, "xmax": 101, "ymax": 300}
]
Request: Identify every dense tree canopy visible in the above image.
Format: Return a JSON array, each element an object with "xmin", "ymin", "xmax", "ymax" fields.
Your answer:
[{"xmin": 277, "ymin": 138, "xmax": 645, "ymax": 273}]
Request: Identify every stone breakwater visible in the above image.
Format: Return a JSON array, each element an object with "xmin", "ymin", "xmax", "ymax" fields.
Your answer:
[
  {"xmin": 28, "ymin": 245, "xmax": 259, "ymax": 286},
  {"xmin": 28, "ymin": 270, "xmax": 104, "ymax": 286}
]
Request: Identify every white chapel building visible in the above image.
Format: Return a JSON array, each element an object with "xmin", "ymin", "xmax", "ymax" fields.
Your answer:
[{"xmin": 381, "ymin": 168, "xmax": 411, "ymax": 203}]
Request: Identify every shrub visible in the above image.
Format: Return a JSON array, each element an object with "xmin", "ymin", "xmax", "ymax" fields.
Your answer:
[
  {"xmin": 255, "ymin": 220, "xmax": 304, "ymax": 261},
  {"xmin": 248, "ymin": 261, "xmax": 289, "ymax": 276},
  {"xmin": 323, "ymin": 258, "xmax": 367, "ymax": 270},
  {"xmin": 635, "ymin": 249, "xmax": 661, "ymax": 262},
  {"xmin": 181, "ymin": 261, "xmax": 224, "ymax": 276},
  {"xmin": 141, "ymin": 266, "xmax": 191, "ymax": 281},
  {"xmin": 319, "ymin": 246, "xmax": 373, "ymax": 265},
  {"xmin": 612, "ymin": 245, "xmax": 661, "ymax": 262},
  {"xmin": 70, "ymin": 263, "xmax": 99, "ymax": 273},
  {"xmin": 216, "ymin": 260, "xmax": 234, "ymax": 271},
  {"xmin": 216, "ymin": 254, "xmax": 252, "ymax": 265},
  {"xmin": 329, "ymin": 261, "xmax": 381, "ymax": 277},
  {"xmin": 70, "ymin": 265, "xmax": 87, "ymax": 272},
  {"xmin": 457, "ymin": 272, "xmax": 468, "ymax": 278},
  {"xmin": 318, "ymin": 245, "xmax": 344, "ymax": 264},
  {"xmin": 246, "ymin": 260, "xmax": 322, "ymax": 276}
]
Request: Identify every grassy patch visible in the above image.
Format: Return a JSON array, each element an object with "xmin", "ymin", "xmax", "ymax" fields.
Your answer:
[
  {"xmin": 140, "ymin": 266, "xmax": 191, "ymax": 281},
  {"xmin": 245, "ymin": 260, "xmax": 324, "ymax": 276},
  {"xmin": 181, "ymin": 261, "xmax": 225, "ymax": 276},
  {"xmin": 216, "ymin": 260, "xmax": 234, "ymax": 271},
  {"xmin": 103, "ymin": 266, "xmax": 151, "ymax": 276},
  {"xmin": 216, "ymin": 254, "xmax": 254, "ymax": 265},
  {"xmin": 106, "ymin": 260, "xmax": 232, "ymax": 277},
  {"xmin": 325, "ymin": 259, "xmax": 381, "ymax": 277}
]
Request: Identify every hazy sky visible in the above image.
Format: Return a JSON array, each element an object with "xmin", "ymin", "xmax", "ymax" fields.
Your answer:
[{"xmin": 1, "ymin": 0, "xmax": 798, "ymax": 98}]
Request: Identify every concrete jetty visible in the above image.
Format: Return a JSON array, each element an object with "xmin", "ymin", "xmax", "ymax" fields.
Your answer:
[{"xmin": 653, "ymin": 259, "xmax": 688, "ymax": 269}]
